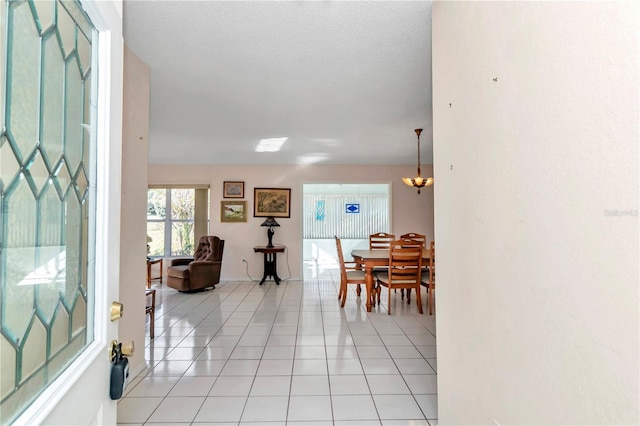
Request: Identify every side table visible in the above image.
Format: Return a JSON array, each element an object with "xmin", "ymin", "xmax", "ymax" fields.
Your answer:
[
  {"xmin": 146, "ymin": 257, "xmax": 163, "ymax": 289},
  {"xmin": 253, "ymin": 246, "xmax": 285, "ymax": 285}
]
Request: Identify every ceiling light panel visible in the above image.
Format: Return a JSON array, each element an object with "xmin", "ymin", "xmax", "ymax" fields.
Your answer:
[{"xmin": 255, "ymin": 137, "xmax": 288, "ymax": 152}]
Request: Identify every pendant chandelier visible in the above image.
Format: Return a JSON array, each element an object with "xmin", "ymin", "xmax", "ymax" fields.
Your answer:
[{"xmin": 402, "ymin": 128, "xmax": 433, "ymax": 194}]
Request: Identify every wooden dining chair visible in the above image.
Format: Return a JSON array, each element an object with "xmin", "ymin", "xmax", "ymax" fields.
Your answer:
[
  {"xmin": 369, "ymin": 232, "xmax": 396, "ymax": 282},
  {"xmin": 420, "ymin": 241, "xmax": 436, "ymax": 315},
  {"xmin": 400, "ymin": 233, "xmax": 426, "ymax": 248},
  {"xmin": 399, "ymin": 234, "xmax": 426, "ymax": 300},
  {"xmin": 369, "ymin": 232, "xmax": 395, "ymax": 250},
  {"xmin": 376, "ymin": 239, "xmax": 423, "ymax": 315},
  {"xmin": 335, "ymin": 236, "xmax": 367, "ymax": 307},
  {"xmin": 394, "ymin": 238, "xmax": 426, "ymax": 303},
  {"xmin": 427, "ymin": 241, "xmax": 435, "ymax": 315}
]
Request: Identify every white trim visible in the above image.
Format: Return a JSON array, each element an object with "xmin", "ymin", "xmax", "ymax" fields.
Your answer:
[{"xmin": 12, "ymin": 341, "xmax": 104, "ymax": 426}]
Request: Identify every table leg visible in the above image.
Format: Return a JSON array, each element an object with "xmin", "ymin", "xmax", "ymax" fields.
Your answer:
[
  {"xmin": 258, "ymin": 251, "xmax": 281, "ymax": 285},
  {"xmin": 365, "ymin": 266, "xmax": 373, "ymax": 312},
  {"xmin": 146, "ymin": 263, "xmax": 151, "ymax": 289},
  {"xmin": 272, "ymin": 253, "xmax": 281, "ymax": 285},
  {"xmin": 259, "ymin": 253, "xmax": 268, "ymax": 285},
  {"xmin": 146, "ymin": 289, "xmax": 156, "ymax": 339}
]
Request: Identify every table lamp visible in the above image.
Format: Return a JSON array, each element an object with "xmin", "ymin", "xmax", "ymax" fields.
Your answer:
[{"xmin": 261, "ymin": 216, "xmax": 280, "ymax": 248}]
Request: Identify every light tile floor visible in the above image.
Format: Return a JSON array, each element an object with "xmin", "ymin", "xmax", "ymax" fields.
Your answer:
[{"xmin": 119, "ymin": 262, "xmax": 437, "ymax": 426}]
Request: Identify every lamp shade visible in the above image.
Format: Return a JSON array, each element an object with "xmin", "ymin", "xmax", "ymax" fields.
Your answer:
[
  {"xmin": 402, "ymin": 176, "xmax": 433, "ymax": 188},
  {"xmin": 260, "ymin": 216, "xmax": 280, "ymax": 227}
]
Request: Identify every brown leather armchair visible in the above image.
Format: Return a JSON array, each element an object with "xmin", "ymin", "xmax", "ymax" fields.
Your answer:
[{"xmin": 167, "ymin": 236, "xmax": 224, "ymax": 292}]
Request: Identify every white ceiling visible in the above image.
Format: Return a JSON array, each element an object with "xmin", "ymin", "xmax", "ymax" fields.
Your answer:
[{"xmin": 123, "ymin": 0, "xmax": 433, "ymax": 165}]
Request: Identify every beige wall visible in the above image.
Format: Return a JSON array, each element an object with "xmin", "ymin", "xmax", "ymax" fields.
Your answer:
[
  {"xmin": 433, "ymin": 1, "xmax": 639, "ymax": 424},
  {"xmin": 149, "ymin": 164, "xmax": 434, "ymax": 280},
  {"xmin": 119, "ymin": 47, "xmax": 150, "ymax": 374}
]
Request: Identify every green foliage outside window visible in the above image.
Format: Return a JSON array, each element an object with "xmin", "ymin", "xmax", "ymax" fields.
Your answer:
[
  {"xmin": 147, "ymin": 189, "xmax": 166, "ymax": 219},
  {"xmin": 147, "ymin": 188, "xmax": 195, "ymax": 257},
  {"xmin": 170, "ymin": 189, "xmax": 194, "ymax": 256}
]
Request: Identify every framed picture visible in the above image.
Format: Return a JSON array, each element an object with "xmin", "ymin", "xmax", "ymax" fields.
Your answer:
[
  {"xmin": 223, "ymin": 181, "xmax": 244, "ymax": 198},
  {"xmin": 221, "ymin": 201, "xmax": 247, "ymax": 222},
  {"xmin": 254, "ymin": 188, "xmax": 291, "ymax": 218}
]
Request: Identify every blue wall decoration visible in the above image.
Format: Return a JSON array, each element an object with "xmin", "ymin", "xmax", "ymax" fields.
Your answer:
[
  {"xmin": 345, "ymin": 203, "xmax": 360, "ymax": 214},
  {"xmin": 316, "ymin": 200, "xmax": 325, "ymax": 220}
]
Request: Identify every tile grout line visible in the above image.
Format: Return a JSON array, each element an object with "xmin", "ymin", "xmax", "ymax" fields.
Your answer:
[{"xmin": 118, "ymin": 268, "xmax": 437, "ymax": 425}]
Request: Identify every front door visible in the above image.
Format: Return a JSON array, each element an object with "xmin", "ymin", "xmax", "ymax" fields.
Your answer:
[{"xmin": 0, "ymin": 0, "xmax": 124, "ymax": 423}]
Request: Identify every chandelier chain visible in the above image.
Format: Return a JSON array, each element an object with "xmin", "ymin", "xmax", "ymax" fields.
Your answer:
[{"xmin": 417, "ymin": 131, "xmax": 421, "ymax": 175}]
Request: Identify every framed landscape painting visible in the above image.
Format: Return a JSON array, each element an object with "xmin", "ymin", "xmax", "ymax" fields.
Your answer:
[
  {"xmin": 253, "ymin": 188, "xmax": 291, "ymax": 218},
  {"xmin": 223, "ymin": 181, "xmax": 244, "ymax": 198},
  {"xmin": 221, "ymin": 201, "xmax": 247, "ymax": 222}
]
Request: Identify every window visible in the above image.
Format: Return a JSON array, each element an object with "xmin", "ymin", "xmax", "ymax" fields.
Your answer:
[
  {"xmin": 302, "ymin": 183, "xmax": 391, "ymax": 266},
  {"xmin": 147, "ymin": 188, "xmax": 167, "ymax": 255},
  {"xmin": 303, "ymin": 184, "xmax": 391, "ymax": 239},
  {"xmin": 0, "ymin": 0, "xmax": 97, "ymax": 422},
  {"xmin": 147, "ymin": 188, "xmax": 209, "ymax": 256},
  {"xmin": 170, "ymin": 189, "xmax": 195, "ymax": 256}
]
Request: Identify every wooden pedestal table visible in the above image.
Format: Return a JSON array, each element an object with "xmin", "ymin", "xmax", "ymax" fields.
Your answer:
[{"xmin": 254, "ymin": 246, "xmax": 285, "ymax": 285}]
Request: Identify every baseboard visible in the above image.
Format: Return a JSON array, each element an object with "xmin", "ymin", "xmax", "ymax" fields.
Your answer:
[{"xmin": 219, "ymin": 276, "xmax": 302, "ymax": 282}]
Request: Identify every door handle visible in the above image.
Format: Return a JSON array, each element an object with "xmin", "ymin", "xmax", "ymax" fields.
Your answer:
[{"xmin": 109, "ymin": 340, "xmax": 135, "ymax": 361}]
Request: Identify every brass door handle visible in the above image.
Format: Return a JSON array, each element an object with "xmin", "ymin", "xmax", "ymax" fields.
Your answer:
[{"xmin": 109, "ymin": 340, "xmax": 135, "ymax": 361}]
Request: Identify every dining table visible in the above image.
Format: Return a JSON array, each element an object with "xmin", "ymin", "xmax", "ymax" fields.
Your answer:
[{"xmin": 351, "ymin": 249, "xmax": 431, "ymax": 312}]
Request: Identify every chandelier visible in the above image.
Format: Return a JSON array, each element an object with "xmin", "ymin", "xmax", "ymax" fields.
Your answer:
[{"xmin": 402, "ymin": 128, "xmax": 433, "ymax": 194}]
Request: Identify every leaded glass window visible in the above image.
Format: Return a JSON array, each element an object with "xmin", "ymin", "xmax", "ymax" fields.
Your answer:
[{"xmin": 0, "ymin": 0, "xmax": 97, "ymax": 422}]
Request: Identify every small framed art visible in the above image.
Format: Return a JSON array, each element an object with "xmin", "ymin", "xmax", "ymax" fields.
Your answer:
[
  {"xmin": 223, "ymin": 181, "xmax": 244, "ymax": 198},
  {"xmin": 253, "ymin": 188, "xmax": 291, "ymax": 218},
  {"xmin": 221, "ymin": 201, "xmax": 247, "ymax": 222}
]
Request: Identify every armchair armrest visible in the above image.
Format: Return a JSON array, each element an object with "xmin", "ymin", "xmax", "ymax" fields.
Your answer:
[
  {"xmin": 170, "ymin": 257, "xmax": 193, "ymax": 267},
  {"xmin": 188, "ymin": 260, "xmax": 222, "ymax": 283},
  {"xmin": 188, "ymin": 260, "xmax": 221, "ymax": 269}
]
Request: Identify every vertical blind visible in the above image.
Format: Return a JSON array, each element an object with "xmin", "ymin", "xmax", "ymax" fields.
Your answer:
[{"xmin": 303, "ymin": 194, "xmax": 389, "ymax": 239}]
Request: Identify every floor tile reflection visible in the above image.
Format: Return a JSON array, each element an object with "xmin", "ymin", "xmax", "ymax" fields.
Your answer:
[{"xmin": 118, "ymin": 264, "xmax": 437, "ymax": 425}]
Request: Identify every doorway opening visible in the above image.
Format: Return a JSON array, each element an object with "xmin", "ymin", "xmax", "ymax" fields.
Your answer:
[{"xmin": 302, "ymin": 183, "xmax": 391, "ymax": 279}]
